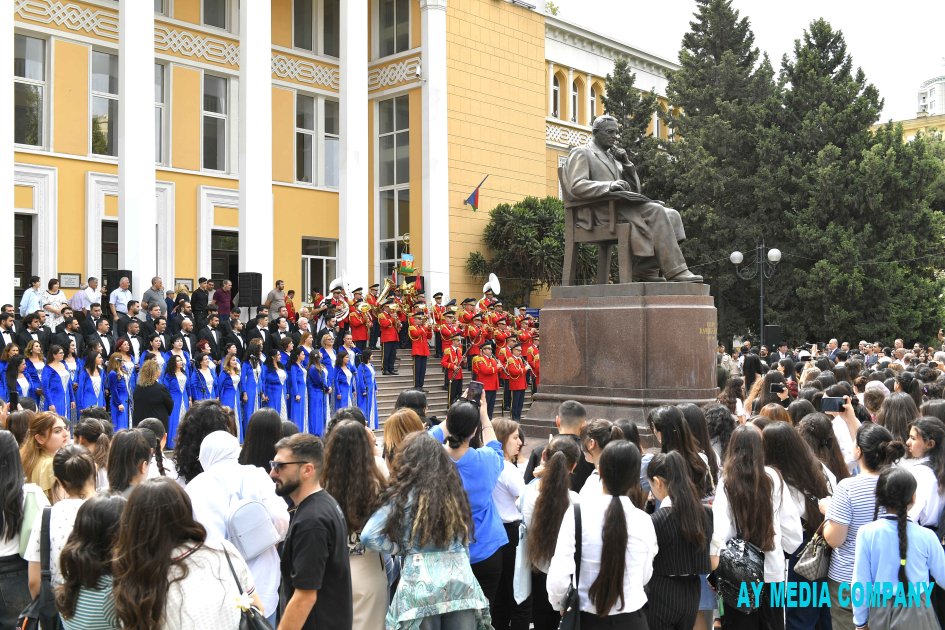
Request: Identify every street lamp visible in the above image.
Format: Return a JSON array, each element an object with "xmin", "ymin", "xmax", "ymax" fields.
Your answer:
[{"xmin": 730, "ymin": 242, "xmax": 781, "ymax": 348}]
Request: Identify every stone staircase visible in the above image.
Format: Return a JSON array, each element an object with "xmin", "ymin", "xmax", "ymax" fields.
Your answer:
[{"xmin": 367, "ymin": 347, "xmax": 534, "ymax": 421}]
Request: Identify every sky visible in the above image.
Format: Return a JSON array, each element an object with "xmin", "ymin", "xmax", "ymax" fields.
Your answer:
[{"xmin": 552, "ymin": 0, "xmax": 945, "ymax": 122}]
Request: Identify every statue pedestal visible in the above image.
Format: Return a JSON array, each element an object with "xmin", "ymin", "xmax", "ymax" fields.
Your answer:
[{"xmin": 522, "ymin": 283, "xmax": 718, "ymax": 446}]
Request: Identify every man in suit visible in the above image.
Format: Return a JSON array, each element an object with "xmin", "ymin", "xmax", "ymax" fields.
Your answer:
[
  {"xmin": 773, "ymin": 341, "xmax": 794, "ymax": 362},
  {"xmin": 81, "ymin": 303, "xmax": 107, "ymax": 338},
  {"xmin": 170, "ymin": 300, "xmax": 194, "ymax": 336},
  {"xmin": 91, "ymin": 317, "xmax": 115, "ymax": 360},
  {"xmin": 246, "ymin": 314, "xmax": 272, "ymax": 354},
  {"xmin": 270, "ymin": 317, "xmax": 292, "ymax": 352},
  {"xmin": 563, "ymin": 114, "xmax": 701, "ymax": 282},
  {"xmin": 152, "ymin": 317, "xmax": 170, "ymax": 353},
  {"xmin": 191, "ymin": 277, "xmax": 210, "ymax": 331},
  {"xmin": 115, "ymin": 300, "xmax": 141, "ymax": 339},
  {"xmin": 220, "ymin": 307, "xmax": 242, "ymax": 340},
  {"xmin": 17, "ymin": 312, "xmax": 50, "ymax": 354},
  {"xmin": 226, "ymin": 323, "xmax": 246, "ymax": 359},
  {"xmin": 55, "ymin": 317, "xmax": 86, "ymax": 358},
  {"xmin": 140, "ymin": 303, "xmax": 164, "ymax": 338},
  {"xmin": 197, "ymin": 313, "xmax": 224, "ymax": 361},
  {"xmin": 0, "ymin": 312, "xmax": 18, "ymax": 354}
]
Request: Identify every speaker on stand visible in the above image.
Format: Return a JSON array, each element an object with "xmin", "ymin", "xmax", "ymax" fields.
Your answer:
[{"xmin": 238, "ymin": 272, "xmax": 263, "ymax": 321}]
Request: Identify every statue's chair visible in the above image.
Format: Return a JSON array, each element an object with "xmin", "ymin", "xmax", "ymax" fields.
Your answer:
[{"xmin": 559, "ymin": 166, "xmax": 633, "ymax": 286}]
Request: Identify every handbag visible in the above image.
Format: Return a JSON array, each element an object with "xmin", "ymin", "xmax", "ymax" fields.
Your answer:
[
  {"xmin": 513, "ymin": 494, "xmax": 531, "ymax": 604},
  {"xmin": 17, "ymin": 507, "xmax": 62, "ymax": 630},
  {"xmin": 794, "ymin": 520, "xmax": 831, "ymax": 581},
  {"xmin": 558, "ymin": 504, "xmax": 582, "ymax": 630},
  {"xmin": 222, "ymin": 546, "xmax": 274, "ymax": 630},
  {"xmin": 715, "ymin": 510, "xmax": 765, "ymax": 611}
]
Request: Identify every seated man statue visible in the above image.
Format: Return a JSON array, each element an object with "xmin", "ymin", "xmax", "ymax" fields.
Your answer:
[{"xmin": 562, "ymin": 114, "xmax": 702, "ymax": 283}]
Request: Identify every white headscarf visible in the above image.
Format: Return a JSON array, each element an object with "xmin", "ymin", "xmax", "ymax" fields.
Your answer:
[{"xmin": 197, "ymin": 430, "xmax": 241, "ymax": 471}]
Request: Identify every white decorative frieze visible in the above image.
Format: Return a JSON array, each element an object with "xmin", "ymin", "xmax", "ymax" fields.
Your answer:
[
  {"xmin": 154, "ymin": 24, "xmax": 240, "ymax": 67},
  {"xmin": 14, "ymin": 0, "xmax": 119, "ymax": 40},
  {"xmin": 546, "ymin": 122, "xmax": 592, "ymax": 147},
  {"xmin": 271, "ymin": 54, "xmax": 340, "ymax": 90},
  {"xmin": 368, "ymin": 57, "xmax": 421, "ymax": 91}
]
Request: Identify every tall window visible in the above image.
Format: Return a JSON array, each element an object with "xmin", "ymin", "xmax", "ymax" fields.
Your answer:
[
  {"xmin": 14, "ymin": 35, "xmax": 45, "ymax": 147},
  {"xmin": 203, "ymin": 0, "xmax": 228, "ymax": 29},
  {"xmin": 154, "ymin": 64, "xmax": 165, "ymax": 164},
  {"xmin": 571, "ymin": 81, "xmax": 578, "ymax": 123},
  {"xmin": 294, "ymin": 0, "xmax": 340, "ymax": 57},
  {"xmin": 324, "ymin": 100, "xmax": 339, "ymax": 187},
  {"xmin": 203, "ymin": 75, "xmax": 227, "ymax": 171},
  {"xmin": 91, "ymin": 51, "xmax": 119, "ymax": 156},
  {"xmin": 101, "ymin": 221, "xmax": 118, "ymax": 276},
  {"xmin": 211, "ymin": 231, "xmax": 239, "ymax": 291},
  {"xmin": 154, "ymin": 0, "xmax": 166, "ymax": 14},
  {"xmin": 296, "ymin": 94, "xmax": 315, "ymax": 183},
  {"xmin": 301, "ymin": 238, "xmax": 337, "ymax": 300},
  {"xmin": 552, "ymin": 76, "xmax": 559, "ymax": 118},
  {"xmin": 377, "ymin": 96, "xmax": 409, "ymax": 279},
  {"xmin": 590, "ymin": 86, "xmax": 597, "ymax": 124},
  {"xmin": 378, "ymin": 0, "xmax": 409, "ymax": 58}
]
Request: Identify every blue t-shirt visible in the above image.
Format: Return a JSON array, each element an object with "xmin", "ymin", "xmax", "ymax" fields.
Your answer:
[{"xmin": 454, "ymin": 440, "xmax": 506, "ymax": 563}]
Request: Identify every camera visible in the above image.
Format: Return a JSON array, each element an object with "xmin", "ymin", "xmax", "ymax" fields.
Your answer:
[{"xmin": 821, "ymin": 397, "xmax": 845, "ymax": 413}]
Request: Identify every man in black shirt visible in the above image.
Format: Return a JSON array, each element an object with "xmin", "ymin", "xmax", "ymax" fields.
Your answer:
[
  {"xmin": 271, "ymin": 433, "xmax": 352, "ymax": 630},
  {"xmin": 523, "ymin": 399, "xmax": 594, "ymax": 491}
]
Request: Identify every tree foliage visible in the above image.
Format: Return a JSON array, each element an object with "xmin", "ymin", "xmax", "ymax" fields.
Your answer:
[
  {"xmin": 465, "ymin": 196, "xmax": 596, "ymax": 303},
  {"xmin": 601, "ymin": 59, "xmax": 660, "ymax": 173}
]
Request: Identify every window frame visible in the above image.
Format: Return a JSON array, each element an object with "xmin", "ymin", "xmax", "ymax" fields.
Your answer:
[
  {"xmin": 201, "ymin": 0, "xmax": 233, "ymax": 33},
  {"xmin": 590, "ymin": 86, "xmax": 597, "ymax": 124},
  {"xmin": 571, "ymin": 80, "xmax": 579, "ymax": 123},
  {"xmin": 301, "ymin": 238, "xmax": 338, "ymax": 301},
  {"xmin": 13, "ymin": 32, "xmax": 47, "ymax": 149},
  {"xmin": 552, "ymin": 75, "xmax": 560, "ymax": 118},
  {"xmin": 295, "ymin": 92, "xmax": 316, "ymax": 184},
  {"xmin": 101, "ymin": 219, "xmax": 119, "ymax": 277},
  {"xmin": 293, "ymin": 0, "xmax": 340, "ymax": 58},
  {"xmin": 201, "ymin": 72, "xmax": 229, "ymax": 173},
  {"xmin": 90, "ymin": 48, "xmax": 119, "ymax": 158},
  {"xmin": 374, "ymin": 0, "xmax": 411, "ymax": 60},
  {"xmin": 154, "ymin": 62, "xmax": 166, "ymax": 165},
  {"xmin": 376, "ymin": 95, "xmax": 410, "ymax": 279},
  {"xmin": 293, "ymin": 91, "xmax": 340, "ymax": 188}
]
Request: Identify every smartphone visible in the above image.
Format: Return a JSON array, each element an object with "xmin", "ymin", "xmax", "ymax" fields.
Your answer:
[
  {"xmin": 821, "ymin": 397, "xmax": 845, "ymax": 413},
  {"xmin": 769, "ymin": 383, "xmax": 785, "ymax": 394},
  {"xmin": 467, "ymin": 380, "xmax": 484, "ymax": 405}
]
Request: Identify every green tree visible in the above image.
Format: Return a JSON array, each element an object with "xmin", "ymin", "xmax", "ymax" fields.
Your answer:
[
  {"xmin": 601, "ymin": 58, "xmax": 660, "ymax": 177},
  {"xmin": 659, "ymin": 0, "xmax": 780, "ymax": 344},
  {"xmin": 465, "ymin": 196, "xmax": 596, "ymax": 303}
]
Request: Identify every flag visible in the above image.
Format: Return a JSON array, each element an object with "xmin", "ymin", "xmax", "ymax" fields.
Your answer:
[{"xmin": 464, "ymin": 175, "xmax": 489, "ymax": 211}]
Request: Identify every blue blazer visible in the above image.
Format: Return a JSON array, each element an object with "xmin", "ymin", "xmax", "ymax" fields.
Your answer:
[
  {"xmin": 40, "ymin": 364, "xmax": 74, "ymax": 414},
  {"xmin": 75, "ymin": 368, "xmax": 106, "ymax": 411}
]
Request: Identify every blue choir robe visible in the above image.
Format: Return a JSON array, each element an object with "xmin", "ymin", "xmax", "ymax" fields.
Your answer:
[
  {"xmin": 319, "ymin": 348, "xmax": 336, "ymax": 395},
  {"xmin": 163, "ymin": 351, "xmax": 192, "ymax": 377},
  {"xmin": 139, "ymin": 350, "xmax": 167, "ymax": 374},
  {"xmin": 279, "ymin": 351, "xmax": 291, "ymax": 369},
  {"xmin": 75, "ymin": 368, "xmax": 106, "ymax": 412},
  {"xmin": 287, "ymin": 363, "xmax": 308, "ymax": 432},
  {"xmin": 162, "ymin": 372, "xmax": 190, "ymax": 448},
  {"xmin": 215, "ymin": 370, "xmax": 243, "ymax": 440},
  {"xmin": 261, "ymin": 365, "xmax": 288, "ymax": 419},
  {"xmin": 189, "ymin": 368, "xmax": 217, "ymax": 402},
  {"xmin": 300, "ymin": 346, "xmax": 312, "ymax": 368},
  {"xmin": 306, "ymin": 365, "xmax": 331, "ymax": 436},
  {"xmin": 333, "ymin": 365, "xmax": 357, "ymax": 412},
  {"xmin": 0, "ymin": 361, "xmax": 8, "ymax": 401},
  {"xmin": 356, "ymin": 362, "xmax": 380, "ymax": 429},
  {"xmin": 25, "ymin": 361, "xmax": 44, "ymax": 405},
  {"xmin": 106, "ymin": 370, "xmax": 131, "ymax": 431},
  {"xmin": 10, "ymin": 375, "xmax": 32, "ymax": 405},
  {"xmin": 343, "ymin": 345, "xmax": 363, "ymax": 367},
  {"xmin": 40, "ymin": 364, "xmax": 74, "ymax": 415},
  {"xmin": 241, "ymin": 360, "xmax": 263, "ymax": 423}
]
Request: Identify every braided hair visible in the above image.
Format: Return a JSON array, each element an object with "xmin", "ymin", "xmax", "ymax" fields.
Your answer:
[{"xmin": 873, "ymin": 467, "xmax": 917, "ymax": 583}]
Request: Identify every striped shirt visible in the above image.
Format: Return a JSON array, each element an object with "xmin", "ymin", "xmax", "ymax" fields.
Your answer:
[
  {"xmin": 61, "ymin": 575, "xmax": 120, "ymax": 630},
  {"xmin": 826, "ymin": 473, "xmax": 881, "ymax": 582}
]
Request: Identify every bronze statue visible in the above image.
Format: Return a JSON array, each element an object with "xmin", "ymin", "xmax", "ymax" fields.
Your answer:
[{"xmin": 562, "ymin": 115, "xmax": 702, "ymax": 283}]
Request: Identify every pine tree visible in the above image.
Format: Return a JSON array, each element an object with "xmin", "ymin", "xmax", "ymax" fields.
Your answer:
[{"xmin": 601, "ymin": 59, "xmax": 659, "ymax": 169}]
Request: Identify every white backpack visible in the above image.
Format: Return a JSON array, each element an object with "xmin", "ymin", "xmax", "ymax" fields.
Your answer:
[{"xmin": 225, "ymin": 473, "xmax": 281, "ymax": 561}]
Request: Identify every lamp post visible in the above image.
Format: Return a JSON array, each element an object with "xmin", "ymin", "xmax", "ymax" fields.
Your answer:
[{"xmin": 730, "ymin": 242, "xmax": 781, "ymax": 348}]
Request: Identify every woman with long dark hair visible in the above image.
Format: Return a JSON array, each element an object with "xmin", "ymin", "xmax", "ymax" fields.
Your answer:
[
  {"xmin": 41, "ymin": 344, "xmax": 74, "ymax": 416},
  {"xmin": 112, "ymin": 478, "xmax": 260, "ymax": 629},
  {"xmin": 852, "ymin": 467, "xmax": 945, "ymax": 629},
  {"xmin": 188, "ymin": 352, "xmax": 216, "ymax": 403},
  {"xmin": 895, "ymin": 370, "xmax": 924, "ymax": 408},
  {"xmin": 56, "ymin": 494, "xmax": 126, "ymax": 629},
  {"xmin": 261, "ymin": 350, "xmax": 288, "ymax": 419},
  {"xmin": 74, "ymin": 418, "xmax": 110, "ymax": 490},
  {"xmin": 649, "ymin": 406, "xmax": 712, "ymax": 499},
  {"xmin": 679, "ymin": 403, "xmax": 720, "ymax": 487},
  {"xmin": 904, "ymin": 416, "xmax": 945, "ymax": 527},
  {"xmin": 238, "ymin": 409, "xmax": 283, "ymax": 472},
  {"xmin": 322, "ymin": 420, "xmax": 387, "ymax": 629},
  {"xmin": 548, "ymin": 441, "xmax": 656, "ymax": 628},
  {"xmin": 172, "ymin": 400, "xmax": 231, "ymax": 484},
  {"xmin": 823, "ymin": 423, "xmax": 905, "ymax": 629},
  {"xmin": 0, "ymin": 430, "xmax": 32, "ymax": 628},
  {"xmin": 105, "ymin": 353, "xmax": 131, "ymax": 431},
  {"xmin": 215, "ymin": 354, "xmax": 243, "ymax": 437},
  {"xmin": 24, "ymin": 340, "xmax": 45, "ymax": 406},
  {"xmin": 333, "ymin": 349, "xmax": 356, "ymax": 412},
  {"xmin": 523, "ymin": 436, "xmax": 581, "ymax": 630},
  {"xmin": 797, "ymin": 412, "xmax": 849, "ymax": 485},
  {"xmin": 138, "ymin": 418, "xmax": 177, "ymax": 481},
  {"xmin": 491, "ymin": 418, "xmax": 527, "ymax": 630},
  {"xmin": 752, "ymin": 370, "xmax": 791, "ymax": 414},
  {"xmin": 710, "ymin": 425, "xmax": 803, "ymax": 629},
  {"xmin": 704, "ymin": 404, "xmax": 736, "ymax": 465},
  {"xmin": 107, "ymin": 429, "xmax": 152, "ymax": 498},
  {"xmin": 361, "ymin": 432, "xmax": 491, "ymax": 628},
  {"xmin": 741, "ymin": 353, "xmax": 764, "ymax": 397},
  {"xmin": 762, "ymin": 422, "xmax": 832, "ymax": 630},
  {"xmin": 75, "ymin": 350, "xmax": 106, "ymax": 413},
  {"xmin": 718, "ymin": 376, "xmax": 746, "ymax": 423},
  {"xmin": 240, "ymin": 338, "xmax": 264, "ymax": 422},
  {"xmin": 578, "ymin": 419, "xmax": 625, "ymax": 501},
  {"xmin": 876, "ymin": 391, "xmax": 919, "ymax": 445},
  {"xmin": 306, "ymin": 344, "xmax": 331, "ymax": 436},
  {"xmin": 286, "ymin": 346, "xmax": 308, "ymax": 432},
  {"xmin": 645, "ymin": 451, "xmax": 712, "ymax": 630},
  {"xmin": 161, "ymin": 355, "xmax": 190, "ymax": 447},
  {"xmin": 6, "ymin": 355, "xmax": 31, "ymax": 410}
]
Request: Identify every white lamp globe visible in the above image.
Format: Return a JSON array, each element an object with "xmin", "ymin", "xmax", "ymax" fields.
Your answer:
[
  {"xmin": 729, "ymin": 251, "xmax": 744, "ymax": 265},
  {"xmin": 767, "ymin": 248, "xmax": 782, "ymax": 263}
]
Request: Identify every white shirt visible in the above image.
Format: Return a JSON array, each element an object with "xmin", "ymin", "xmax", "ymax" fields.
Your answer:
[
  {"xmin": 831, "ymin": 416, "xmax": 857, "ymax": 470},
  {"xmin": 41, "ymin": 290, "xmax": 69, "ymax": 330},
  {"xmin": 83, "ymin": 286, "xmax": 99, "ymax": 307},
  {"xmin": 579, "ymin": 470, "xmax": 603, "ymax": 502},
  {"xmin": 26, "ymin": 497, "xmax": 87, "ymax": 586},
  {"xmin": 493, "ymin": 459, "xmax": 526, "ymax": 523},
  {"xmin": 109, "ymin": 287, "xmax": 133, "ymax": 314},
  {"xmin": 902, "ymin": 457, "xmax": 942, "ymax": 527},
  {"xmin": 710, "ymin": 467, "xmax": 803, "ymax": 583},
  {"xmin": 547, "ymin": 495, "xmax": 657, "ymax": 616}
]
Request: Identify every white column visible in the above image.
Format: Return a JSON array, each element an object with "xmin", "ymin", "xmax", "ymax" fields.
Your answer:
[
  {"xmin": 547, "ymin": 62, "xmax": 554, "ymax": 116},
  {"xmin": 421, "ymin": 0, "xmax": 449, "ymax": 296},
  {"xmin": 118, "ymin": 0, "xmax": 156, "ymax": 293},
  {"xmin": 0, "ymin": 9, "xmax": 12, "ymax": 304},
  {"xmin": 239, "ymin": 0, "xmax": 274, "ymax": 288},
  {"xmin": 339, "ymin": 0, "xmax": 369, "ymax": 285}
]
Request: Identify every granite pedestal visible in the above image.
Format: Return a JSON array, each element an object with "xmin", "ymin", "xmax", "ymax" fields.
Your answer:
[{"xmin": 522, "ymin": 283, "xmax": 718, "ymax": 447}]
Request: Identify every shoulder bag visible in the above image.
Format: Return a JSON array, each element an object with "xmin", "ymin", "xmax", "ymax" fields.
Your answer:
[
  {"xmin": 513, "ymin": 493, "xmax": 531, "ymax": 604},
  {"xmin": 716, "ymin": 510, "xmax": 765, "ymax": 611},
  {"xmin": 17, "ymin": 507, "xmax": 62, "ymax": 630},
  {"xmin": 558, "ymin": 504, "xmax": 582, "ymax": 630},
  {"xmin": 222, "ymin": 546, "xmax": 274, "ymax": 630},
  {"xmin": 794, "ymin": 520, "xmax": 831, "ymax": 581}
]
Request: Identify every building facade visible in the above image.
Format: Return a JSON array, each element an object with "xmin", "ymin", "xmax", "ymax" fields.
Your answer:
[{"xmin": 5, "ymin": 0, "xmax": 675, "ymax": 307}]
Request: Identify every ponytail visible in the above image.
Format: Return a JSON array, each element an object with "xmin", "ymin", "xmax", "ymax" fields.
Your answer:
[
  {"xmin": 528, "ymin": 438, "xmax": 580, "ymax": 570},
  {"xmin": 873, "ymin": 467, "xmax": 916, "ymax": 584},
  {"xmin": 647, "ymin": 451, "xmax": 706, "ymax": 547}
]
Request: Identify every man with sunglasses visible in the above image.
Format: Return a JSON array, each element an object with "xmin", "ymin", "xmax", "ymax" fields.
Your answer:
[{"xmin": 270, "ymin": 433, "xmax": 352, "ymax": 630}]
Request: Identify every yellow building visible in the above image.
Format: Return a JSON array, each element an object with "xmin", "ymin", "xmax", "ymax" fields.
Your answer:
[{"xmin": 5, "ymin": 0, "xmax": 676, "ymax": 307}]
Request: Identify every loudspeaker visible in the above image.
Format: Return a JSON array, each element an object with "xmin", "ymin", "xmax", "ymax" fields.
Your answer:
[
  {"xmin": 764, "ymin": 325, "xmax": 782, "ymax": 349},
  {"xmin": 104, "ymin": 269, "xmax": 132, "ymax": 295},
  {"xmin": 238, "ymin": 272, "xmax": 262, "ymax": 308}
]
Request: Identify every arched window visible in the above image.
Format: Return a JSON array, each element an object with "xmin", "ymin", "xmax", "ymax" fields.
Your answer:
[
  {"xmin": 590, "ymin": 86, "xmax": 597, "ymax": 124},
  {"xmin": 552, "ymin": 75, "xmax": 560, "ymax": 118},
  {"xmin": 571, "ymin": 81, "xmax": 578, "ymax": 122}
]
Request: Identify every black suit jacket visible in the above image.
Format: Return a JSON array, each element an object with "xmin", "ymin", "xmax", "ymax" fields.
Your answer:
[
  {"xmin": 89, "ymin": 332, "xmax": 116, "ymax": 359},
  {"xmin": 53, "ymin": 331, "xmax": 85, "ymax": 358},
  {"xmin": 180, "ymin": 332, "xmax": 197, "ymax": 358},
  {"xmin": 119, "ymin": 334, "xmax": 144, "ymax": 363},
  {"xmin": 197, "ymin": 326, "xmax": 223, "ymax": 360},
  {"xmin": 0, "ymin": 327, "xmax": 18, "ymax": 354},
  {"xmin": 245, "ymin": 326, "xmax": 272, "ymax": 354},
  {"xmin": 226, "ymin": 334, "xmax": 246, "ymax": 361},
  {"xmin": 81, "ymin": 317, "xmax": 104, "ymax": 338},
  {"xmin": 17, "ymin": 328, "xmax": 50, "ymax": 354}
]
